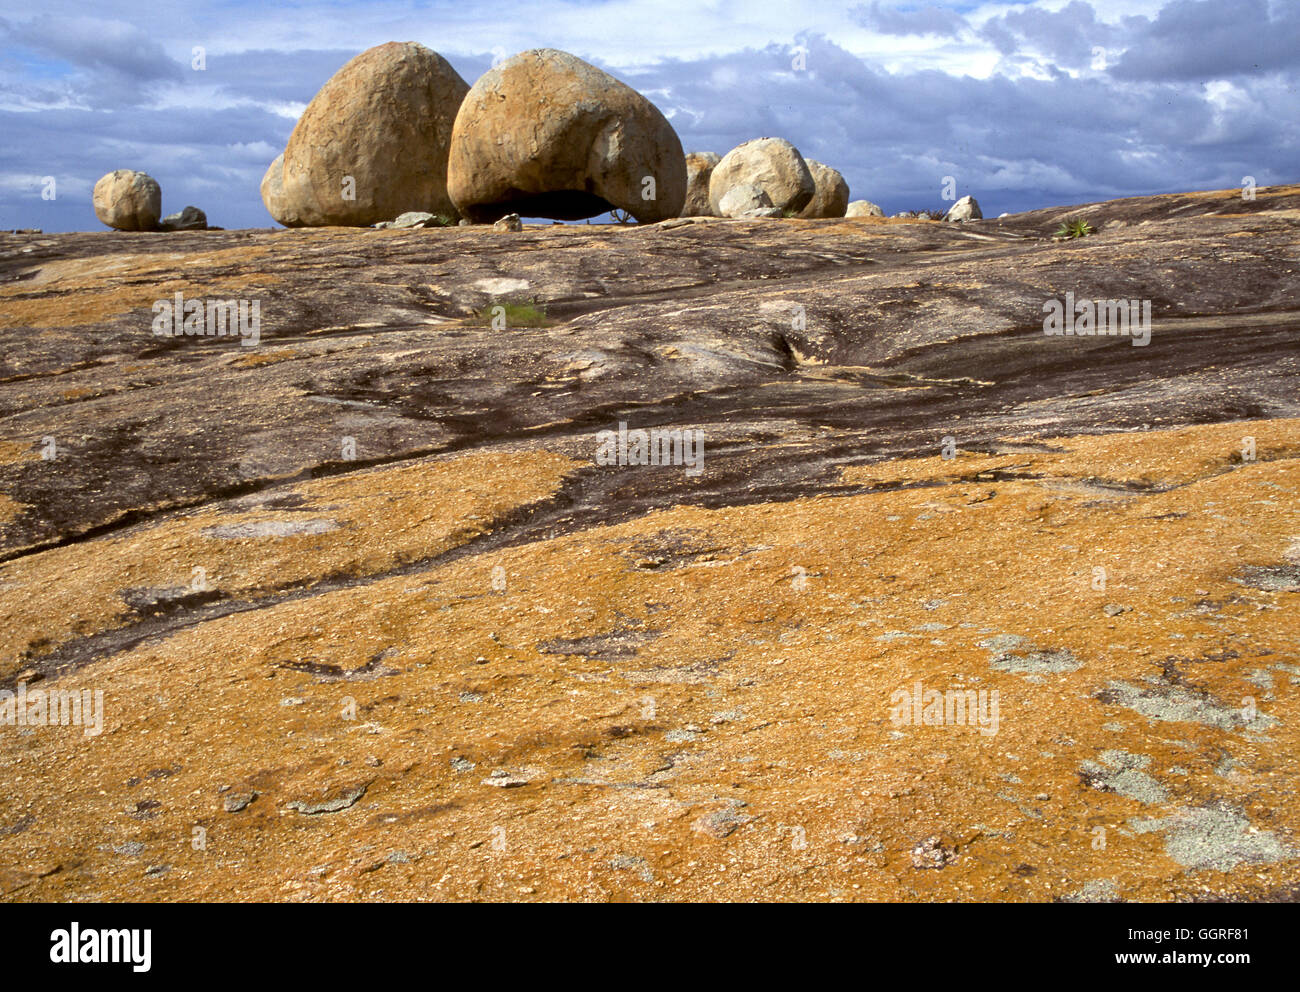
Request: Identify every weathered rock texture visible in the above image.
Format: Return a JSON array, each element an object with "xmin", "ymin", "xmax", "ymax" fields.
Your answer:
[
  {"xmin": 2, "ymin": 184, "xmax": 1300, "ymax": 902},
  {"xmin": 797, "ymin": 159, "xmax": 849, "ymax": 218},
  {"xmin": 709, "ymin": 138, "xmax": 814, "ymax": 215},
  {"xmin": 683, "ymin": 152, "xmax": 720, "ymax": 217},
  {"xmin": 92, "ymin": 170, "xmax": 161, "ymax": 231},
  {"xmin": 278, "ymin": 42, "xmax": 469, "ymax": 227},
  {"xmin": 718, "ymin": 183, "xmax": 772, "ymax": 218},
  {"xmin": 447, "ymin": 49, "xmax": 686, "ymax": 224}
]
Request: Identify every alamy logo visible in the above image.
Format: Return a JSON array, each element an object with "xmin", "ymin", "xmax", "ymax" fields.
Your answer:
[
  {"xmin": 1, "ymin": 682, "xmax": 104, "ymax": 737},
  {"xmin": 889, "ymin": 681, "xmax": 1000, "ymax": 736},
  {"xmin": 50, "ymin": 923, "xmax": 151, "ymax": 972},
  {"xmin": 151, "ymin": 292, "xmax": 261, "ymax": 346},
  {"xmin": 595, "ymin": 421, "xmax": 705, "ymax": 477},
  {"xmin": 1043, "ymin": 292, "xmax": 1151, "ymax": 346}
]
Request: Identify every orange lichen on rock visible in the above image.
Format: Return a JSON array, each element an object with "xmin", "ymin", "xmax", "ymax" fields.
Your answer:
[{"xmin": 2, "ymin": 420, "xmax": 1296, "ymax": 902}]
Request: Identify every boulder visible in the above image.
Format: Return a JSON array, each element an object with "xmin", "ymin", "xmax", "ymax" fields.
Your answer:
[
  {"xmin": 741, "ymin": 207, "xmax": 784, "ymax": 219},
  {"xmin": 683, "ymin": 152, "xmax": 720, "ymax": 217},
  {"xmin": 92, "ymin": 170, "xmax": 161, "ymax": 231},
  {"xmin": 392, "ymin": 211, "xmax": 437, "ymax": 229},
  {"xmin": 260, "ymin": 154, "xmax": 305, "ymax": 227},
  {"xmin": 708, "ymin": 138, "xmax": 814, "ymax": 216},
  {"xmin": 447, "ymin": 49, "xmax": 686, "ymax": 223},
  {"xmin": 945, "ymin": 195, "xmax": 982, "ymax": 222},
  {"xmin": 493, "ymin": 214, "xmax": 523, "ymax": 232},
  {"xmin": 845, "ymin": 200, "xmax": 885, "ymax": 218},
  {"xmin": 279, "ymin": 42, "xmax": 469, "ymax": 227},
  {"xmin": 797, "ymin": 160, "xmax": 849, "ymax": 218},
  {"xmin": 160, "ymin": 206, "xmax": 207, "ymax": 231},
  {"xmin": 718, "ymin": 184, "xmax": 773, "ymax": 218}
]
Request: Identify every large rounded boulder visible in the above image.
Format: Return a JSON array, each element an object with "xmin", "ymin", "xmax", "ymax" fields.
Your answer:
[
  {"xmin": 708, "ymin": 138, "xmax": 814, "ymax": 216},
  {"xmin": 280, "ymin": 42, "xmax": 469, "ymax": 227},
  {"xmin": 797, "ymin": 159, "xmax": 849, "ymax": 218},
  {"xmin": 92, "ymin": 170, "xmax": 161, "ymax": 231},
  {"xmin": 447, "ymin": 49, "xmax": 686, "ymax": 223},
  {"xmin": 682, "ymin": 152, "xmax": 720, "ymax": 217}
]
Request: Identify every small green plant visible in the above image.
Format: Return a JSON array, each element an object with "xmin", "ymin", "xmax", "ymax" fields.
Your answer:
[
  {"xmin": 1054, "ymin": 219, "xmax": 1094, "ymax": 239},
  {"xmin": 471, "ymin": 299, "xmax": 553, "ymax": 329}
]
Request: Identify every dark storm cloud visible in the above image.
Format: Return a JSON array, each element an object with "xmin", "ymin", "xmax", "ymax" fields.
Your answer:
[{"xmin": 1110, "ymin": 0, "xmax": 1300, "ymax": 81}]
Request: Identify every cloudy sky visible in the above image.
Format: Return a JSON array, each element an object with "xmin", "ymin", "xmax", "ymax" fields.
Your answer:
[{"xmin": 1, "ymin": 0, "xmax": 1297, "ymax": 230}]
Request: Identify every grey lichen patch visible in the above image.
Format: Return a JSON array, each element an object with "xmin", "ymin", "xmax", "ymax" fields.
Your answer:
[
  {"xmin": 1063, "ymin": 878, "xmax": 1121, "ymax": 902},
  {"xmin": 1130, "ymin": 806, "xmax": 1291, "ymax": 872},
  {"xmin": 1080, "ymin": 750, "xmax": 1169, "ymax": 805},
  {"xmin": 978, "ymin": 634, "xmax": 1081, "ymax": 678},
  {"xmin": 1232, "ymin": 564, "xmax": 1300, "ymax": 592},
  {"xmin": 1097, "ymin": 680, "xmax": 1278, "ymax": 736},
  {"xmin": 978, "ymin": 634, "xmax": 1028, "ymax": 653},
  {"xmin": 1099, "ymin": 749, "xmax": 1150, "ymax": 769},
  {"xmin": 203, "ymin": 518, "xmax": 338, "ymax": 540},
  {"xmin": 692, "ymin": 803, "xmax": 754, "ymax": 839},
  {"xmin": 1245, "ymin": 669, "xmax": 1275, "ymax": 690},
  {"xmin": 1214, "ymin": 754, "xmax": 1242, "ymax": 778},
  {"xmin": 990, "ymin": 648, "xmax": 1082, "ymax": 677}
]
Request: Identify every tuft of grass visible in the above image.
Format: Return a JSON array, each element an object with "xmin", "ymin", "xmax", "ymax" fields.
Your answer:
[
  {"xmin": 470, "ymin": 299, "xmax": 553, "ymax": 328},
  {"xmin": 1054, "ymin": 219, "xmax": 1094, "ymax": 240}
]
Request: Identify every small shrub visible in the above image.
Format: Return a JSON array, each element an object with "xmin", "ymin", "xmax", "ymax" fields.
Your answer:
[
  {"xmin": 471, "ymin": 299, "xmax": 553, "ymax": 328},
  {"xmin": 1054, "ymin": 219, "xmax": 1094, "ymax": 239}
]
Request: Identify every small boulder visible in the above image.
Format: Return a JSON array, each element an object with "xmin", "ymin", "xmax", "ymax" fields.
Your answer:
[
  {"xmin": 92, "ymin": 170, "xmax": 161, "ymax": 231},
  {"xmin": 391, "ymin": 211, "xmax": 437, "ymax": 229},
  {"xmin": 740, "ymin": 207, "xmax": 783, "ymax": 219},
  {"xmin": 845, "ymin": 199, "xmax": 885, "ymax": 218},
  {"xmin": 945, "ymin": 195, "xmax": 982, "ymax": 222},
  {"xmin": 682, "ymin": 151, "xmax": 720, "ymax": 217},
  {"xmin": 493, "ymin": 213, "xmax": 523, "ymax": 232},
  {"xmin": 718, "ymin": 183, "xmax": 773, "ymax": 218},
  {"xmin": 797, "ymin": 159, "xmax": 849, "ymax": 218},
  {"xmin": 259, "ymin": 154, "xmax": 304, "ymax": 227},
  {"xmin": 159, "ymin": 206, "xmax": 207, "ymax": 231},
  {"xmin": 448, "ymin": 49, "xmax": 686, "ymax": 223},
  {"xmin": 708, "ymin": 138, "xmax": 814, "ymax": 216}
]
